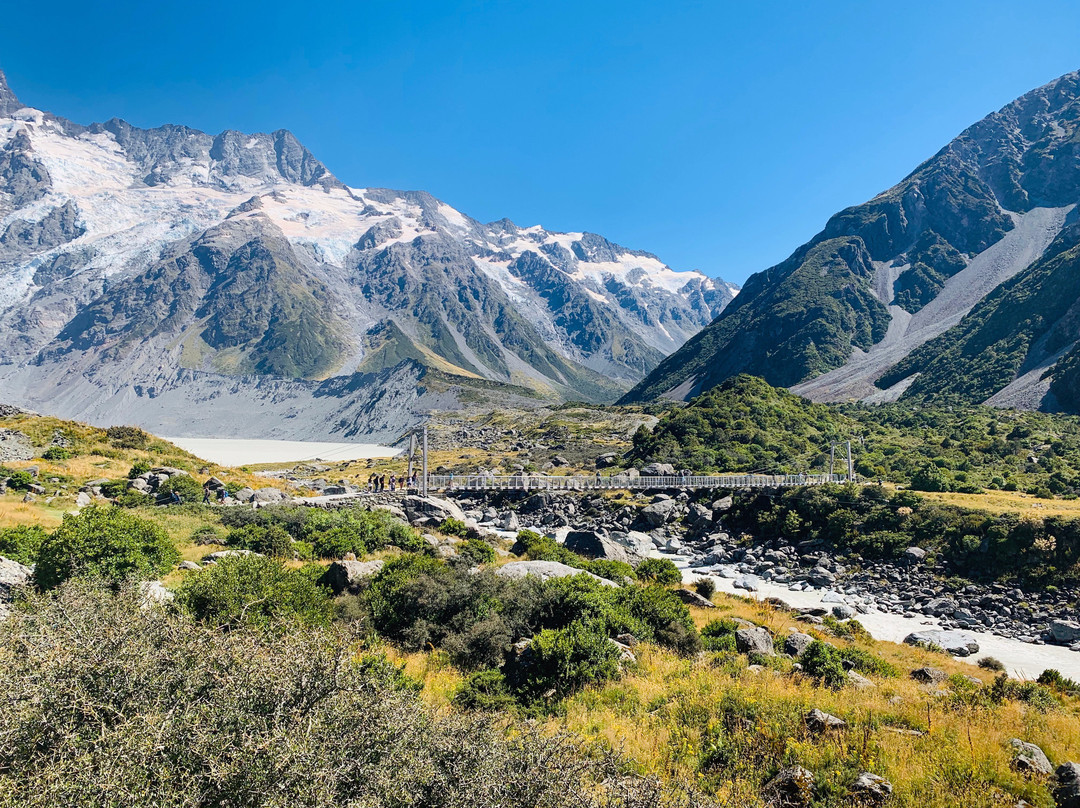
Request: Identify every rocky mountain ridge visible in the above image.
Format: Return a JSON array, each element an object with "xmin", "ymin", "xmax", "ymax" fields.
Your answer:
[
  {"xmin": 0, "ymin": 69, "xmax": 736, "ymax": 438},
  {"xmin": 623, "ymin": 69, "xmax": 1080, "ymax": 411}
]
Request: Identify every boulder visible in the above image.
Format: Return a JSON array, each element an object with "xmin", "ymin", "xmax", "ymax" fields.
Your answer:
[
  {"xmin": 595, "ymin": 453, "xmax": 618, "ymax": 469},
  {"xmin": 735, "ymin": 626, "xmax": 775, "ymax": 656},
  {"xmin": 831, "ymin": 604, "xmax": 855, "ymax": 620},
  {"xmin": 1054, "ymin": 763, "xmax": 1080, "ymax": 808},
  {"xmin": 904, "ymin": 630, "xmax": 979, "ymax": 657},
  {"xmin": 252, "ymin": 487, "xmax": 286, "ymax": 503},
  {"xmin": 783, "ymin": 632, "xmax": 815, "ymax": 657},
  {"xmin": 563, "ymin": 531, "xmax": 642, "ymax": 565},
  {"xmin": 178, "ymin": 560, "xmax": 202, "ymax": 571},
  {"xmin": 372, "ymin": 504, "xmax": 408, "ymax": 520},
  {"xmin": 911, "ymin": 666, "xmax": 948, "ymax": 684},
  {"xmin": 673, "ymin": 588, "xmax": 716, "ymax": 608},
  {"xmin": 402, "ymin": 495, "xmax": 466, "ymax": 524},
  {"xmin": 495, "ymin": 560, "xmax": 618, "ymax": 587},
  {"xmin": 636, "ymin": 499, "xmax": 679, "ymax": 528},
  {"xmin": 1010, "ymin": 739, "xmax": 1053, "ymax": 776},
  {"xmin": 850, "ymin": 772, "xmax": 892, "ymax": 804},
  {"xmin": 806, "ymin": 708, "xmax": 846, "ymax": 733},
  {"xmin": 734, "ymin": 575, "xmax": 760, "ymax": 592},
  {"xmin": 203, "ymin": 549, "xmax": 261, "ymax": 562},
  {"xmin": 763, "ymin": 765, "xmax": 814, "ymax": 808},
  {"xmin": 903, "ymin": 546, "xmax": 927, "ymax": 562},
  {"xmin": 138, "ymin": 580, "xmax": 174, "ymax": 608},
  {"xmin": 610, "ymin": 530, "xmax": 655, "ymax": 556},
  {"xmin": 233, "ymin": 487, "xmax": 256, "ymax": 503},
  {"xmin": 319, "ymin": 560, "xmax": 386, "ymax": 595},
  {"xmin": 641, "ymin": 462, "xmax": 676, "ymax": 477},
  {"xmin": 500, "ymin": 511, "xmax": 520, "ymax": 531},
  {"xmin": 1051, "ymin": 620, "xmax": 1080, "ymax": 644},
  {"xmin": 75, "ymin": 491, "xmax": 92, "ymax": 508},
  {"xmin": 848, "ymin": 670, "xmax": 876, "ymax": 690},
  {"xmin": 0, "ymin": 556, "xmax": 32, "ymax": 619}
]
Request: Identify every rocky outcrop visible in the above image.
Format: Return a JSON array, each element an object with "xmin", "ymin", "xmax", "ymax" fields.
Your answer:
[
  {"xmin": 904, "ymin": 630, "xmax": 979, "ymax": 657},
  {"xmin": 1011, "ymin": 739, "xmax": 1053, "ymax": 776},
  {"xmin": 562, "ymin": 531, "xmax": 642, "ymax": 565},
  {"xmin": 735, "ymin": 626, "xmax": 775, "ymax": 656},
  {"xmin": 494, "ymin": 560, "xmax": 618, "ymax": 587},
  {"xmin": 319, "ymin": 560, "xmax": 385, "ymax": 595},
  {"xmin": 0, "ymin": 556, "xmax": 32, "ymax": 619}
]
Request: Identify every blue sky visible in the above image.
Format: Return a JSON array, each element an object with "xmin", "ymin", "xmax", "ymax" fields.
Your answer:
[{"xmin": 2, "ymin": 0, "xmax": 1078, "ymax": 283}]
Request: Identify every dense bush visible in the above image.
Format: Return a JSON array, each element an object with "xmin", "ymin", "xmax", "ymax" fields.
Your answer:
[
  {"xmin": 454, "ymin": 668, "xmax": 518, "ymax": 711},
  {"xmin": 156, "ymin": 474, "xmax": 203, "ymax": 504},
  {"xmin": 176, "ymin": 554, "xmax": 333, "ymax": 629},
  {"xmin": 511, "ymin": 529, "xmax": 581, "ymax": 566},
  {"xmin": 35, "ymin": 506, "xmax": 178, "ymax": 590},
  {"xmin": 41, "ymin": 446, "xmax": 71, "ymax": 461},
  {"xmin": 106, "ymin": 425, "xmax": 149, "ymax": 449},
  {"xmin": 694, "ymin": 577, "xmax": 716, "ymax": 600},
  {"xmin": 225, "ymin": 523, "xmax": 295, "ymax": 558},
  {"xmin": 508, "ymin": 620, "xmax": 622, "ymax": 701},
  {"xmin": 700, "ymin": 618, "xmax": 738, "ymax": 652},
  {"xmin": 0, "ymin": 467, "xmax": 33, "ymax": 491},
  {"xmin": 636, "ymin": 557, "xmax": 682, "ymax": 586},
  {"xmin": 439, "ymin": 517, "xmax": 470, "ymax": 538},
  {"xmin": 219, "ymin": 505, "xmax": 424, "ymax": 558},
  {"xmin": 0, "ymin": 524, "xmax": 47, "ymax": 566},
  {"xmin": 587, "ymin": 558, "xmax": 637, "ymax": 584},
  {"xmin": 459, "ymin": 537, "xmax": 497, "ymax": 565},
  {"xmin": 800, "ymin": 641, "xmax": 847, "ymax": 688},
  {"xmin": 978, "ymin": 656, "xmax": 1006, "ymax": 672},
  {"xmin": 127, "ymin": 459, "xmax": 152, "ymax": 478},
  {"xmin": 0, "ymin": 580, "xmax": 684, "ymax": 808}
]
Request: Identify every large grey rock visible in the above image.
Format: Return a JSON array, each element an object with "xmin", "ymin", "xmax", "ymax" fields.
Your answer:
[
  {"xmin": 848, "ymin": 670, "xmax": 876, "ymax": 690},
  {"xmin": 637, "ymin": 498, "xmax": 678, "ymax": 528},
  {"xmin": 252, "ymin": 487, "xmax": 286, "ymax": 503},
  {"xmin": 402, "ymin": 495, "xmax": 466, "ymax": 524},
  {"xmin": 904, "ymin": 630, "xmax": 979, "ymax": 656},
  {"xmin": 75, "ymin": 491, "xmax": 92, "ymax": 508},
  {"xmin": 1054, "ymin": 763, "xmax": 1080, "ymax": 808},
  {"xmin": 673, "ymin": 588, "xmax": 716, "ymax": 608},
  {"xmin": 495, "ymin": 560, "xmax": 618, "ymax": 587},
  {"xmin": 203, "ymin": 549, "xmax": 262, "ymax": 561},
  {"xmin": 763, "ymin": 765, "xmax": 814, "ymax": 807},
  {"xmin": 1010, "ymin": 739, "xmax": 1052, "ymax": 776},
  {"xmin": 319, "ymin": 559, "xmax": 385, "ymax": 595},
  {"xmin": 831, "ymin": 604, "xmax": 855, "ymax": 620},
  {"xmin": 138, "ymin": 580, "xmax": 174, "ymax": 608},
  {"xmin": 903, "ymin": 546, "xmax": 927, "ymax": 562},
  {"xmin": 0, "ymin": 556, "xmax": 32, "ymax": 619},
  {"xmin": 641, "ymin": 462, "xmax": 676, "ymax": 477},
  {"xmin": 806, "ymin": 708, "xmax": 846, "ymax": 733},
  {"xmin": 911, "ymin": 666, "xmax": 948, "ymax": 684},
  {"xmin": 784, "ymin": 632, "xmax": 815, "ymax": 657},
  {"xmin": 850, "ymin": 772, "xmax": 892, "ymax": 804},
  {"xmin": 610, "ymin": 530, "xmax": 655, "ymax": 556},
  {"xmin": 1051, "ymin": 620, "xmax": 1080, "ymax": 644},
  {"xmin": 233, "ymin": 487, "xmax": 255, "ymax": 503},
  {"xmin": 564, "ymin": 531, "xmax": 642, "ymax": 565},
  {"xmin": 735, "ymin": 626, "xmax": 775, "ymax": 656}
]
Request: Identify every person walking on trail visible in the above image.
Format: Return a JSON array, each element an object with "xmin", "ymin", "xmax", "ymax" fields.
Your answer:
[{"xmin": 202, "ymin": 487, "xmax": 211, "ymax": 505}]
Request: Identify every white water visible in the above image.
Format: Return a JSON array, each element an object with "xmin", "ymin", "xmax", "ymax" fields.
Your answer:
[
  {"xmin": 164, "ymin": 437, "xmax": 401, "ymax": 466},
  {"xmin": 678, "ymin": 562, "xmax": 1080, "ymax": 680}
]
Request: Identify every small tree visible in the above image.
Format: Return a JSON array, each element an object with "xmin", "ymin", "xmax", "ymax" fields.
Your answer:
[
  {"xmin": 35, "ymin": 506, "xmax": 179, "ymax": 590},
  {"xmin": 635, "ymin": 557, "xmax": 681, "ymax": 586}
]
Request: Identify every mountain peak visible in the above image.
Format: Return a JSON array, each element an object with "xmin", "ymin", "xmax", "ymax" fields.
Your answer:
[{"xmin": 0, "ymin": 69, "xmax": 23, "ymax": 116}]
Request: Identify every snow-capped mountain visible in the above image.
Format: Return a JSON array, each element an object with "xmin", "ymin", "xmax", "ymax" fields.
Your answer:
[{"xmin": 0, "ymin": 69, "xmax": 736, "ymax": 438}]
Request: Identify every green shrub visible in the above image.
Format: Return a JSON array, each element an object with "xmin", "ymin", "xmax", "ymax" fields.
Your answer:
[
  {"xmin": 1, "ymin": 468, "xmax": 33, "ymax": 491},
  {"xmin": 1037, "ymin": 668, "xmax": 1080, "ymax": 694},
  {"xmin": 157, "ymin": 474, "xmax": 203, "ymax": 504},
  {"xmin": 694, "ymin": 577, "xmax": 716, "ymax": 600},
  {"xmin": 701, "ymin": 617, "xmax": 738, "ymax": 652},
  {"xmin": 511, "ymin": 529, "xmax": 582, "ymax": 566},
  {"xmin": 977, "ymin": 656, "xmax": 1005, "ymax": 672},
  {"xmin": 190, "ymin": 525, "xmax": 224, "ymax": 545},
  {"xmin": 114, "ymin": 489, "xmax": 152, "ymax": 508},
  {"xmin": 35, "ymin": 506, "xmax": 178, "ymax": 590},
  {"xmin": 41, "ymin": 446, "xmax": 71, "ymax": 461},
  {"xmin": 176, "ymin": 554, "xmax": 333, "ymax": 629},
  {"xmin": 225, "ymin": 524, "xmax": 294, "ymax": 558},
  {"xmin": 106, "ymin": 425, "xmax": 149, "ymax": 449},
  {"xmin": 635, "ymin": 557, "xmax": 681, "ymax": 586},
  {"xmin": 800, "ymin": 641, "xmax": 847, "ymax": 688},
  {"xmin": 127, "ymin": 460, "xmax": 152, "ymax": 479},
  {"xmin": 0, "ymin": 524, "xmax": 47, "ymax": 566},
  {"xmin": 459, "ymin": 538, "xmax": 497, "ymax": 565},
  {"xmin": 508, "ymin": 620, "xmax": 622, "ymax": 701},
  {"xmin": 454, "ymin": 669, "xmax": 517, "ymax": 711},
  {"xmin": 839, "ymin": 647, "xmax": 898, "ymax": 678},
  {"xmin": 439, "ymin": 518, "xmax": 470, "ymax": 538},
  {"xmin": 586, "ymin": 559, "xmax": 637, "ymax": 584},
  {"xmin": 98, "ymin": 479, "xmax": 129, "ymax": 498}
]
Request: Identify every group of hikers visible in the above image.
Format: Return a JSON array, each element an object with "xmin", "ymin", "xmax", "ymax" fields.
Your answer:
[{"xmin": 366, "ymin": 471, "xmax": 418, "ymax": 493}]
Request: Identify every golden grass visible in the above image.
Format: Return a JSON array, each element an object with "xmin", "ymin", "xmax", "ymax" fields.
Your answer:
[
  {"xmin": 0, "ymin": 495, "xmax": 67, "ymax": 530},
  {"xmin": 917, "ymin": 488, "xmax": 1080, "ymax": 518}
]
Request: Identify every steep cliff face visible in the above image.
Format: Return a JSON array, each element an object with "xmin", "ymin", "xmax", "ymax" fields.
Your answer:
[
  {"xmin": 0, "ymin": 69, "xmax": 736, "ymax": 435},
  {"xmin": 624, "ymin": 70, "xmax": 1080, "ymax": 411}
]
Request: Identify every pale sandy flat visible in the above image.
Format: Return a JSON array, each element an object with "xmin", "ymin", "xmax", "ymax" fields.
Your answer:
[{"xmin": 165, "ymin": 437, "xmax": 401, "ymax": 466}]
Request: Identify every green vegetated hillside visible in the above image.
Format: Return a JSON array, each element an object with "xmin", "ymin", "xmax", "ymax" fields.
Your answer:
[{"xmin": 631, "ymin": 374, "xmax": 1080, "ymax": 497}]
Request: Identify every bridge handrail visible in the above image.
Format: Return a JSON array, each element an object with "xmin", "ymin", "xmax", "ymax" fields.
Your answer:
[{"xmin": 423, "ymin": 473, "xmax": 850, "ymax": 492}]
